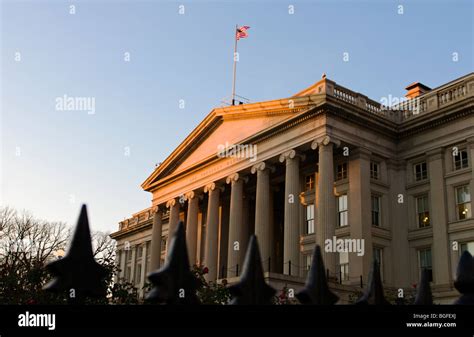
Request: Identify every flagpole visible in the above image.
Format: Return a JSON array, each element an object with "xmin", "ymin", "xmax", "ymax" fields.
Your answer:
[{"xmin": 231, "ymin": 24, "xmax": 238, "ymax": 106}]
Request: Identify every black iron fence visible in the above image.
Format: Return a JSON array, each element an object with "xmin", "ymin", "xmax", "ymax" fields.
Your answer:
[{"xmin": 43, "ymin": 205, "xmax": 474, "ymax": 305}]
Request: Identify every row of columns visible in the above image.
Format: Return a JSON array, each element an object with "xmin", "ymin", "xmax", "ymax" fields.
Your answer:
[{"xmin": 149, "ymin": 135, "xmax": 340, "ymax": 280}]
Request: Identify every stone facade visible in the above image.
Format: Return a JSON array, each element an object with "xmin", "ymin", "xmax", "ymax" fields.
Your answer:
[{"xmin": 110, "ymin": 72, "xmax": 474, "ymax": 303}]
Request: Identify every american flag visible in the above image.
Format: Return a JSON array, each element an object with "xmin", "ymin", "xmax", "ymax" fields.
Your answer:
[{"xmin": 236, "ymin": 26, "xmax": 250, "ymax": 40}]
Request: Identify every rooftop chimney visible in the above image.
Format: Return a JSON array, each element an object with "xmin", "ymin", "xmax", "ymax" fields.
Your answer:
[{"xmin": 405, "ymin": 82, "xmax": 431, "ymax": 99}]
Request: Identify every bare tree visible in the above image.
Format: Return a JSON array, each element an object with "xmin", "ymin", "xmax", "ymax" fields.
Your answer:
[
  {"xmin": 0, "ymin": 207, "xmax": 70, "ymax": 266},
  {"xmin": 92, "ymin": 231, "xmax": 116, "ymax": 262},
  {"xmin": 0, "ymin": 206, "xmax": 118, "ymax": 304},
  {"xmin": 0, "ymin": 207, "xmax": 116, "ymax": 263}
]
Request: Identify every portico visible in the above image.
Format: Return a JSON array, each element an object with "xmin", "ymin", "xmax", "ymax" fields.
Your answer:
[{"xmin": 145, "ymin": 129, "xmax": 370, "ymax": 284}]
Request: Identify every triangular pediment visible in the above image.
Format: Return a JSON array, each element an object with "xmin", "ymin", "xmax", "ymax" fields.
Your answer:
[
  {"xmin": 173, "ymin": 113, "xmax": 296, "ymax": 173},
  {"xmin": 142, "ymin": 94, "xmax": 323, "ymax": 191}
]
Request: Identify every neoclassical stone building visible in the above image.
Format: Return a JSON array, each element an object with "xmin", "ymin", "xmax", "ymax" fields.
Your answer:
[{"xmin": 111, "ymin": 72, "xmax": 474, "ymax": 303}]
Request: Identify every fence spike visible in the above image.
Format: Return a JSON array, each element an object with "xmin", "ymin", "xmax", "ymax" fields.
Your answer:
[
  {"xmin": 43, "ymin": 205, "xmax": 108, "ymax": 303},
  {"xmin": 453, "ymin": 250, "xmax": 474, "ymax": 305},
  {"xmin": 296, "ymin": 245, "xmax": 339, "ymax": 305},
  {"xmin": 414, "ymin": 268, "xmax": 433, "ymax": 305},
  {"xmin": 146, "ymin": 221, "xmax": 200, "ymax": 304},
  {"xmin": 228, "ymin": 235, "xmax": 276, "ymax": 305},
  {"xmin": 355, "ymin": 258, "xmax": 390, "ymax": 305}
]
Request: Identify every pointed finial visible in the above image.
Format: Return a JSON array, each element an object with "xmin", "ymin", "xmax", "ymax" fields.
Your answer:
[
  {"xmin": 146, "ymin": 221, "xmax": 200, "ymax": 304},
  {"xmin": 67, "ymin": 205, "xmax": 94, "ymax": 259},
  {"xmin": 228, "ymin": 235, "xmax": 276, "ymax": 305},
  {"xmin": 414, "ymin": 268, "xmax": 433, "ymax": 305},
  {"xmin": 296, "ymin": 245, "xmax": 339, "ymax": 304},
  {"xmin": 453, "ymin": 251, "xmax": 474, "ymax": 304},
  {"xmin": 355, "ymin": 258, "xmax": 390, "ymax": 305},
  {"xmin": 43, "ymin": 205, "xmax": 108, "ymax": 302}
]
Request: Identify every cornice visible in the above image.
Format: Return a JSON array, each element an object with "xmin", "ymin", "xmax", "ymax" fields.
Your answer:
[
  {"xmin": 397, "ymin": 99, "xmax": 474, "ymax": 137},
  {"xmin": 324, "ymin": 97, "xmax": 399, "ymax": 139},
  {"xmin": 110, "ymin": 219, "xmax": 153, "ymax": 240}
]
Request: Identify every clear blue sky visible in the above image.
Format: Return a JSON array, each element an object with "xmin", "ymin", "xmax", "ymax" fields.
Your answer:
[{"xmin": 1, "ymin": 0, "xmax": 472, "ymax": 232}]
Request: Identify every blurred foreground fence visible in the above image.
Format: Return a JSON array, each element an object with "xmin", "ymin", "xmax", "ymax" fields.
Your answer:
[{"xmin": 43, "ymin": 205, "xmax": 474, "ymax": 305}]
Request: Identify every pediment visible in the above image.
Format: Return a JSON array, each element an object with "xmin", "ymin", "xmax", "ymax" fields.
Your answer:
[
  {"xmin": 174, "ymin": 113, "xmax": 296, "ymax": 173},
  {"xmin": 142, "ymin": 95, "xmax": 323, "ymax": 191}
]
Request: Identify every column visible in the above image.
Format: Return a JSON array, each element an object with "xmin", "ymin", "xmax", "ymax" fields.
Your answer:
[
  {"xmin": 119, "ymin": 248, "xmax": 126, "ymax": 280},
  {"xmin": 468, "ymin": 138, "xmax": 474, "ymax": 280},
  {"xmin": 427, "ymin": 148, "xmax": 450, "ymax": 285},
  {"xmin": 311, "ymin": 135, "xmax": 338, "ymax": 276},
  {"xmin": 279, "ymin": 150, "xmax": 304, "ymax": 276},
  {"xmin": 218, "ymin": 199, "xmax": 230, "ymax": 278},
  {"xmin": 198, "ymin": 200, "xmax": 207, "ymax": 265},
  {"xmin": 226, "ymin": 173, "xmax": 248, "ymax": 276},
  {"xmin": 185, "ymin": 191, "xmax": 199, "ymax": 267},
  {"xmin": 203, "ymin": 182, "xmax": 221, "ymax": 281},
  {"xmin": 269, "ymin": 187, "xmax": 275, "ymax": 271},
  {"xmin": 150, "ymin": 207, "xmax": 163, "ymax": 271},
  {"xmin": 140, "ymin": 243, "xmax": 147, "ymax": 292},
  {"xmin": 166, "ymin": 198, "xmax": 180, "ymax": 238},
  {"xmin": 196, "ymin": 208, "xmax": 203, "ymax": 266},
  {"xmin": 130, "ymin": 245, "xmax": 137, "ymax": 284},
  {"xmin": 251, "ymin": 162, "xmax": 274, "ymax": 272},
  {"xmin": 468, "ymin": 138, "xmax": 474, "ymax": 219},
  {"xmin": 388, "ymin": 159, "xmax": 410, "ymax": 287},
  {"xmin": 242, "ymin": 193, "xmax": 250, "ymax": 261},
  {"xmin": 348, "ymin": 148, "xmax": 373, "ymax": 282}
]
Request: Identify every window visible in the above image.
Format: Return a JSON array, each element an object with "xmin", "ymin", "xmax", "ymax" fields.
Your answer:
[
  {"xmin": 338, "ymin": 195, "xmax": 348, "ymax": 227},
  {"xmin": 414, "ymin": 162, "xmax": 427, "ymax": 181},
  {"xmin": 306, "ymin": 204, "xmax": 315, "ymax": 234},
  {"xmin": 419, "ymin": 248, "xmax": 433, "ymax": 282},
  {"xmin": 135, "ymin": 263, "xmax": 142, "ymax": 285},
  {"xmin": 336, "ymin": 163, "xmax": 348, "ymax": 180},
  {"xmin": 116, "ymin": 250, "xmax": 121, "ymax": 266},
  {"xmin": 125, "ymin": 266, "xmax": 131, "ymax": 281},
  {"xmin": 161, "ymin": 236, "xmax": 167, "ymax": 253},
  {"xmin": 339, "ymin": 251, "xmax": 349, "ymax": 281},
  {"xmin": 124, "ymin": 249, "xmax": 132, "ymax": 281},
  {"xmin": 146, "ymin": 241, "xmax": 151, "ymax": 256},
  {"xmin": 373, "ymin": 247, "xmax": 384, "ymax": 281},
  {"xmin": 370, "ymin": 162, "xmax": 380, "ymax": 180},
  {"xmin": 371, "ymin": 195, "xmax": 381, "ymax": 227},
  {"xmin": 416, "ymin": 195, "xmax": 430, "ymax": 228},
  {"xmin": 454, "ymin": 149, "xmax": 469, "ymax": 170},
  {"xmin": 137, "ymin": 245, "xmax": 143, "ymax": 258},
  {"xmin": 461, "ymin": 241, "xmax": 474, "ymax": 255},
  {"xmin": 305, "ymin": 174, "xmax": 315, "ymax": 190},
  {"xmin": 145, "ymin": 241, "xmax": 151, "ymax": 274},
  {"xmin": 456, "ymin": 185, "xmax": 472, "ymax": 220},
  {"xmin": 304, "ymin": 254, "xmax": 313, "ymax": 275}
]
